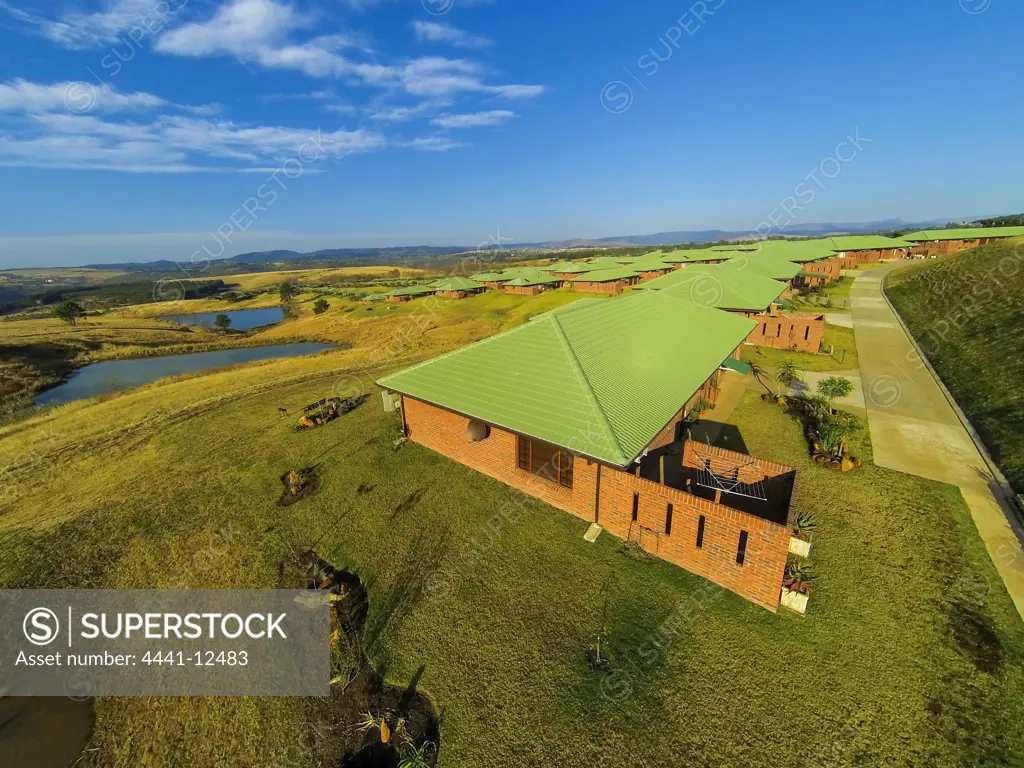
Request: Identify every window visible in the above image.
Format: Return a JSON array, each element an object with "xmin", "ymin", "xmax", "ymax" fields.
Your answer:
[
  {"xmin": 516, "ymin": 435, "xmax": 573, "ymax": 489},
  {"xmin": 696, "ymin": 515, "xmax": 705, "ymax": 549},
  {"xmin": 631, "ymin": 493, "xmax": 639, "ymax": 522},
  {"xmin": 665, "ymin": 504, "xmax": 673, "ymax": 536},
  {"xmin": 804, "ymin": 326, "xmax": 810, "ymax": 341},
  {"xmin": 736, "ymin": 530, "xmax": 748, "ymax": 565}
]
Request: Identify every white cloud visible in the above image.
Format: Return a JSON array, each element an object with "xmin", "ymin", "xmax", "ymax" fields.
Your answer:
[
  {"xmin": 0, "ymin": 79, "xmax": 386, "ymax": 172},
  {"xmin": 404, "ymin": 136, "xmax": 467, "ymax": 152},
  {"xmin": 0, "ymin": 78, "xmax": 167, "ymax": 114},
  {"xmin": 0, "ymin": 0, "xmax": 189, "ymax": 50},
  {"xmin": 368, "ymin": 98, "xmax": 449, "ymax": 123},
  {"xmin": 432, "ymin": 110, "xmax": 514, "ymax": 128},
  {"xmin": 411, "ymin": 20, "xmax": 490, "ymax": 49},
  {"xmin": 489, "ymin": 84, "xmax": 546, "ymax": 99}
]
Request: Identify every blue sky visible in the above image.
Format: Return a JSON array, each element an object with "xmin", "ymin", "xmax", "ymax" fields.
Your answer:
[{"xmin": 0, "ymin": 0, "xmax": 1022, "ymax": 267}]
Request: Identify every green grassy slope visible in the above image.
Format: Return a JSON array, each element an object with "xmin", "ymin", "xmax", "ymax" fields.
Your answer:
[
  {"xmin": 1, "ymin": 359, "xmax": 1022, "ymax": 766},
  {"xmin": 887, "ymin": 240, "xmax": 1024, "ymax": 493}
]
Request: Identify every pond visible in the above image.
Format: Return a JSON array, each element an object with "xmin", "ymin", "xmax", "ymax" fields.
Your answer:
[
  {"xmin": 158, "ymin": 306, "xmax": 284, "ymax": 329},
  {"xmin": 35, "ymin": 343, "xmax": 334, "ymax": 405}
]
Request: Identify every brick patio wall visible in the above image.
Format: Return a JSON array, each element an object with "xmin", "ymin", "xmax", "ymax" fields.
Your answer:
[
  {"xmin": 597, "ymin": 465, "xmax": 789, "ymax": 612},
  {"xmin": 744, "ymin": 313, "xmax": 824, "ymax": 353},
  {"xmin": 399, "ymin": 395, "xmax": 791, "ymax": 611},
  {"xmin": 798, "ymin": 257, "xmax": 843, "ymax": 284}
]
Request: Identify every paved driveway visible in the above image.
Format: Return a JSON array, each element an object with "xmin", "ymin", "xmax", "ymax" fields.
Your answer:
[{"xmin": 851, "ymin": 262, "xmax": 1024, "ymax": 617}]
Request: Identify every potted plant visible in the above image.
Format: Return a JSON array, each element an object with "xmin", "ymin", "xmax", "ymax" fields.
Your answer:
[
  {"xmin": 781, "ymin": 559, "xmax": 815, "ymax": 614},
  {"xmin": 789, "ymin": 513, "xmax": 816, "ymax": 558}
]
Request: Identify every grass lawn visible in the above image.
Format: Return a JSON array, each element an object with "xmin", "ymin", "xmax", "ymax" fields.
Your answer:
[
  {"xmin": 741, "ymin": 323, "xmax": 858, "ymax": 373},
  {"xmin": 1, "ymin": 348, "xmax": 1022, "ymax": 766},
  {"xmin": 791, "ymin": 275, "xmax": 856, "ymax": 312},
  {"xmin": 887, "ymin": 240, "xmax": 1024, "ymax": 493}
]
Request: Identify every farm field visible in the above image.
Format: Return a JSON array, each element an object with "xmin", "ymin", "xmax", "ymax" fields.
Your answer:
[
  {"xmin": 887, "ymin": 239, "xmax": 1024, "ymax": 493},
  {"xmin": 1, "ymin": 335, "xmax": 1022, "ymax": 766}
]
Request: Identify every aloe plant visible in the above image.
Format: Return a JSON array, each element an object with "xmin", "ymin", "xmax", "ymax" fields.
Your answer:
[{"xmin": 399, "ymin": 742, "xmax": 436, "ymax": 768}]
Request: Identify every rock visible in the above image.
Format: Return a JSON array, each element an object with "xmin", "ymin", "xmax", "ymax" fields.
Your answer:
[{"xmin": 841, "ymin": 458, "xmax": 855, "ymax": 472}]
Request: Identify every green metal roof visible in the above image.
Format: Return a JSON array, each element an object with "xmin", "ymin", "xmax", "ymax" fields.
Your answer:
[
  {"xmin": 570, "ymin": 267, "xmax": 639, "ymax": 282},
  {"xmin": 721, "ymin": 254, "xmax": 802, "ymax": 280},
  {"xmin": 638, "ymin": 263, "xmax": 787, "ymax": 311},
  {"xmin": 901, "ymin": 226, "xmax": 1024, "ymax": 242},
  {"xmin": 386, "ymin": 285, "xmax": 435, "ymax": 297},
  {"xmin": 470, "ymin": 271, "xmax": 508, "ymax": 282},
  {"xmin": 628, "ymin": 253, "xmax": 674, "ymax": 271},
  {"xmin": 827, "ymin": 235, "xmax": 914, "ymax": 251},
  {"xmin": 502, "ymin": 274, "xmax": 562, "ymax": 287},
  {"xmin": 585, "ymin": 256, "xmax": 636, "ymax": 270},
  {"xmin": 378, "ymin": 290, "xmax": 756, "ymax": 466},
  {"xmin": 432, "ymin": 276, "xmax": 483, "ymax": 292},
  {"xmin": 755, "ymin": 240, "xmax": 839, "ymax": 263},
  {"xmin": 710, "ymin": 243, "xmax": 760, "ymax": 251},
  {"xmin": 543, "ymin": 261, "xmax": 599, "ymax": 274}
]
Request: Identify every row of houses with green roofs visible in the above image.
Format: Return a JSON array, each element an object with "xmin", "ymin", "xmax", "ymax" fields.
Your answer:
[{"xmin": 372, "ymin": 225, "xmax": 1024, "ymax": 609}]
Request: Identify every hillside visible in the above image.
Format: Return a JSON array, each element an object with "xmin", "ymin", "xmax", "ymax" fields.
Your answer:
[{"xmin": 887, "ymin": 240, "xmax": 1024, "ymax": 492}]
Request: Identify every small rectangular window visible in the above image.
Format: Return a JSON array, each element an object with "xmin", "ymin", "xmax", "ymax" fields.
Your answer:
[
  {"xmin": 631, "ymin": 493, "xmax": 639, "ymax": 522},
  {"xmin": 696, "ymin": 515, "xmax": 705, "ymax": 549},
  {"xmin": 804, "ymin": 326, "xmax": 810, "ymax": 340},
  {"xmin": 665, "ymin": 504, "xmax": 673, "ymax": 536},
  {"xmin": 736, "ymin": 530, "xmax": 748, "ymax": 565},
  {"xmin": 517, "ymin": 435, "xmax": 530, "ymax": 471},
  {"xmin": 761, "ymin": 322, "xmax": 767, "ymax": 335}
]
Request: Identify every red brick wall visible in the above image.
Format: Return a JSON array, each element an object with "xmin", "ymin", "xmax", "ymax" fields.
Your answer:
[
  {"xmin": 744, "ymin": 313, "xmax": 824, "ymax": 353},
  {"xmin": 640, "ymin": 269, "xmax": 672, "ymax": 281},
  {"xmin": 798, "ymin": 257, "xmax": 842, "ymax": 284},
  {"xmin": 572, "ymin": 280, "xmax": 627, "ymax": 295},
  {"xmin": 597, "ymin": 465, "xmax": 789, "ymax": 612},
  {"xmin": 402, "ymin": 396, "xmax": 599, "ymax": 520},
  {"xmin": 504, "ymin": 285, "xmax": 546, "ymax": 295},
  {"xmin": 436, "ymin": 290, "xmax": 469, "ymax": 299},
  {"xmin": 400, "ymin": 396, "xmax": 791, "ymax": 611}
]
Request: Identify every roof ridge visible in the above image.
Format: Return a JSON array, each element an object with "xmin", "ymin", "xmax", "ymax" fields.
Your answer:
[{"xmin": 549, "ymin": 314, "xmax": 625, "ymax": 464}]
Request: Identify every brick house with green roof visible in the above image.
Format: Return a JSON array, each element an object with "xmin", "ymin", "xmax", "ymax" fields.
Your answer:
[
  {"xmin": 825, "ymin": 235, "xmax": 913, "ymax": 267},
  {"xmin": 902, "ymin": 226, "xmax": 1024, "ymax": 257},
  {"xmin": 570, "ymin": 267, "xmax": 641, "ymax": 295},
  {"xmin": 378, "ymin": 290, "xmax": 800, "ymax": 611},
  {"xmin": 639, "ymin": 262, "xmax": 824, "ymax": 353}
]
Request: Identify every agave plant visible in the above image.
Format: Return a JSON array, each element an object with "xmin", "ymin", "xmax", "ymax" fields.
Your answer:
[
  {"xmin": 784, "ymin": 559, "xmax": 815, "ymax": 595},
  {"xmin": 792, "ymin": 513, "xmax": 817, "ymax": 540}
]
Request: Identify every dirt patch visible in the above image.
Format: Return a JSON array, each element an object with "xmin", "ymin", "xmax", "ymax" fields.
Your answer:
[
  {"xmin": 0, "ymin": 696, "xmax": 94, "ymax": 768},
  {"xmin": 948, "ymin": 600, "xmax": 1003, "ymax": 674},
  {"xmin": 278, "ymin": 468, "xmax": 320, "ymax": 506},
  {"xmin": 278, "ymin": 552, "xmax": 440, "ymax": 768}
]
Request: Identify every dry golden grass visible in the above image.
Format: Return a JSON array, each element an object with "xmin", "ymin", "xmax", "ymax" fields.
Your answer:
[{"xmin": 222, "ymin": 265, "xmax": 429, "ymax": 292}]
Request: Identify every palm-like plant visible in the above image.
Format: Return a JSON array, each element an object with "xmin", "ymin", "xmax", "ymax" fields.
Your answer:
[
  {"xmin": 748, "ymin": 362, "xmax": 777, "ymax": 398},
  {"xmin": 775, "ymin": 361, "xmax": 803, "ymax": 393}
]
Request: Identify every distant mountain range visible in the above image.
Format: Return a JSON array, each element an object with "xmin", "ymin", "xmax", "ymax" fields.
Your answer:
[{"xmin": 81, "ymin": 216, "xmax": 981, "ymax": 271}]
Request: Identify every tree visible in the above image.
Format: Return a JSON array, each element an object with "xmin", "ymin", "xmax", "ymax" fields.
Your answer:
[
  {"xmin": 279, "ymin": 281, "xmax": 294, "ymax": 303},
  {"xmin": 775, "ymin": 361, "xmax": 803, "ymax": 393},
  {"xmin": 53, "ymin": 300, "xmax": 85, "ymax": 326},
  {"xmin": 748, "ymin": 362, "xmax": 777, "ymax": 398},
  {"xmin": 816, "ymin": 376, "xmax": 854, "ymax": 412},
  {"xmin": 214, "ymin": 313, "xmax": 231, "ymax": 329},
  {"xmin": 313, "ymin": 298, "xmax": 329, "ymax": 315}
]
